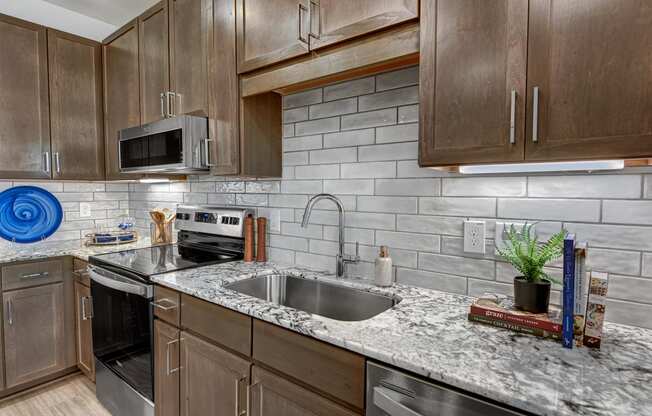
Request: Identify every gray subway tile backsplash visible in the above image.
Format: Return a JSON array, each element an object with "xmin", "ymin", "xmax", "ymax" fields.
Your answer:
[{"xmin": 114, "ymin": 66, "xmax": 652, "ymax": 330}]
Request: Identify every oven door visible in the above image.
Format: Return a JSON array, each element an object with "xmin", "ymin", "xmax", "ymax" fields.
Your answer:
[{"xmin": 89, "ymin": 266, "xmax": 154, "ymax": 402}]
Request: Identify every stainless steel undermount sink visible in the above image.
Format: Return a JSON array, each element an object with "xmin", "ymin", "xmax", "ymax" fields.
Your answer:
[{"xmin": 224, "ymin": 274, "xmax": 398, "ymax": 321}]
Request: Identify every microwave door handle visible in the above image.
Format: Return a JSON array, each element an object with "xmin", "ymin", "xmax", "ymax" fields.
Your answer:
[
  {"xmin": 203, "ymin": 139, "xmax": 215, "ymax": 167},
  {"xmin": 88, "ymin": 266, "xmax": 150, "ymax": 297},
  {"xmin": 373, "ymin": 387, "xmax": 423, "ymax": 416}
]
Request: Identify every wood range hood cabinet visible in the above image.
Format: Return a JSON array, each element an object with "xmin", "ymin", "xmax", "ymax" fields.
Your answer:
[{"xmin": 419, "ymin": 0, "xmax": 652, "ymax": 168}]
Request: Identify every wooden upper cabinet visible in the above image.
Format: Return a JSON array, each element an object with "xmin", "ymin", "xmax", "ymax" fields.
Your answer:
[
  {"xmin": 309, "ymin": 0, "xmax": 418, "ymax": 50},
  {"xmin": 525, "ymin": 0, "xmax": 652, "ymax": 161},
  {"xmin": 236, "ymin": 0, "xmax": 310, "ymax": 73},
  {"xmin": 103, "ymin": 21, "xmax": 141, "ymax": 180},
  {"xmin": 0, "ymin": 15, "xmax": 50, "ymax": 179},
  {"xmin": 3, "ymin": 283, "xmax": 66, "ymax": 389},
  {"xmin": 139, "ymin": 1, "xmax": 170, "ymax": 124},
  {"xmin": 48, "ymin": 30, "xmax": 105, "ymax": 180},
  {"xmin": 209, "ymin": 0, "xmax": 240, "ymax": 175},
  {"xmin": 419, "ymin": 0, "xmax": 528, "ymax": 167},
  {"xmin": 169, "ymin": 0, "xmax": 211, "ymax": 116}
]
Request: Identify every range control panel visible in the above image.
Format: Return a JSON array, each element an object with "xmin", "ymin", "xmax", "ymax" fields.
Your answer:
[{"xmin": 175, "ymin": 205, "xmax": 253, "ymax": 238}]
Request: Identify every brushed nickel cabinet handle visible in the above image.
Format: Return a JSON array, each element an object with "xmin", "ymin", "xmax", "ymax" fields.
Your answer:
[
  {"xmin": 509, "ymin": 89, "xmax": 516, "ymax": 144},
  {"xmin": 166, "ymin": 91, "xmax": 177, "ymax": 117},
  {"xmin": 298, "ymin": 3, "xmax": 309, "ymax": 44},
  {"xmin": 43, "ymin": 152, "xmax": 50, "ymax": 173},
  {"xmin": 235, "ymin": 376, "xmax": 248, "ymax": 416},
  {"xmin": 54, "ymin": 152, "xmax": 61, "ymax": 174},
  {"xmin": 532, "ymin": 86, "xmax": 540, "ymax": 142},
  {"xmin": 80, "ymin": 296, "xmax": 87, "ymax": 320},
  {"xmin": 20, "ymin": 271, "xmax": 49, "ymax": 279},
  {"xmin": 160, "ymin": 92, "xmax": 166, "ymax": 118},
  {"xmin": 166, "ymin": 338, "xmax": 183, "ymax": 375},
  {"xmin": 151, "ymin": 298, "xmax": 177, "ymax": 311},
  {"xmin": 81, "ymin": 296, "xmax": 93, "ymax": 320},
  {"xmin": 7, "ymin": 300, "xmax": 13, "ymax": 326}
]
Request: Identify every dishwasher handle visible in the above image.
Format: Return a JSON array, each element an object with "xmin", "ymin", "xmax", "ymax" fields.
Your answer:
[{"xmin": 373, "ymin": 386, "xmax": 422, "ymax": 416}]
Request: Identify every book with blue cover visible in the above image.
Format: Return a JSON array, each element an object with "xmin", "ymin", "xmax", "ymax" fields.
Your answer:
[{"xmin": 562, "ymin": 234, "xmax": 576, "ymax": 349}]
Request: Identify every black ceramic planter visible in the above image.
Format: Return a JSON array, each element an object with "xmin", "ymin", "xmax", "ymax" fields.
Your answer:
[{"xmin": 513, "ymin": 277, "xmax": 551, "ymax": 313}]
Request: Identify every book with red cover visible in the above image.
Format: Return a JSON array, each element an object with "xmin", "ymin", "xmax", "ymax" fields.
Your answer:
[{"xmin": 470, "ymin": 293, "xmax": 562, "ymax": 334}]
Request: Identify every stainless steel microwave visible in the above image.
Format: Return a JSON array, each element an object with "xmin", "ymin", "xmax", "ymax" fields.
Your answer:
[{"xmin": 118, "ymin": 115, "xmax": 210, "ymax": 174}]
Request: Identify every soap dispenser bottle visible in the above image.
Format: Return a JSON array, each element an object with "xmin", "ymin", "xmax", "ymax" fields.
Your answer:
[{"xmin": 374, "ymin": 246, "xmax": 393, "ymax": 286}]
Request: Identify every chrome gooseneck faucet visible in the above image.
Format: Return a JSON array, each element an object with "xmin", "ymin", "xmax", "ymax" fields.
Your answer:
[{"xmin": 301, "ymin": 193, "xmax": 359, "ymax": 277}]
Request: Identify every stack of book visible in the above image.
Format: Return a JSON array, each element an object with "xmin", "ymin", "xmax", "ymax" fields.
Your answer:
[
  {"xmin": 470, "ymin": 236, "xmax": 610, "ymax": 349},
  {"xmin": 468, "ymin": 294, "xmax": 562, "ymax": 340}
]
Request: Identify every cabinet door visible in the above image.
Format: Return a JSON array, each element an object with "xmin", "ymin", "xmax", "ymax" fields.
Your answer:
[
  {"xmin": 419, "ymin": 0, "xmax": 528, "ymax": 166},
  {"xmin": 209, "ymin": 0, "xmax": 240, "ymax": 175},
  {"xmin": 139, "ymin": 1, "xmax": 170, "ymax": 124},
  {"xmin": 179, "ymin": 331, "xmax": 250, "ymax": 416},
  {"xmin": 0, "ymin": 15, "xmax": 50, "ymax": 179},
  {"xmin": 48, "ymin": 30, "xmax": 105, "ymax": 180},
  {"xmin": 3, "ymin": 283, "xmax": 66, "ymax": 388},
  {"xmin": 169, "ymin": 0, "xmax": 211, "ymax": 117},
  {"xmin": 249, "ymin": 366, "xmax": 360, "ymax": 416},
  {"xmin": 310, "ymin": 0, "xmax": 418, "ymax": 50},
  {"xmin": 74, "ymin": 281, "xmax": 94, "ymax": 381},
  {"xmin": 236, "ymin": 0, "xmax": 310, "ymax": 73},
  {"xmin": 154, "ymin": 320, "xmax": 180, "ymax": 416},
  {"xmin": 526, "ymin": 0, "xmax": 652, "ymax": 161},
  {"xmin": 103, "ymin": 21, "xmax": 141, "ymax": 180}
]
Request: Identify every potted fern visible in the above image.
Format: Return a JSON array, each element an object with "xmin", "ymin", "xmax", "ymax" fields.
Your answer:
[{"xmin": 496, "ymin": 224, "xmax": 567, "ymax": 313}]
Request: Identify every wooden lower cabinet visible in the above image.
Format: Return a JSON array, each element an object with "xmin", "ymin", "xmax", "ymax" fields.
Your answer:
[
  {"xmin": 154, "ymin": 320, "xmax": 180, "ymax": 416},
  {"xmin": 74, "ymin": 280, "xmax": 94, "ymax": 380},
  {"xmin": 152, "ymin": 289, "xmax": 365, "ymax": 416},
  {"xmin": 249, "ymin": 366, "xmax": 360, "ymax": 416},
  {"xmin": 3, "ymin": 283, "xmax": 66, "ymax": 388},
  {"xmin": 179, "ymin": 331, "xmax": 250, "ymax": 416}
]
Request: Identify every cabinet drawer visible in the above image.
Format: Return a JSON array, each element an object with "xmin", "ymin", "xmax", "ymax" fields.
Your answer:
[
  {"xmin": 252, "ymin": 320, "xmax": 365, "ymax": 410},
  {"xmin": 180, "ymin": 294, "xmax": 251, "ymax": 356},
  {"xmin": 2, "ymin": 259, "xmax": 64, "ymax": 291},
  {"xmin": 153, "ymin": 285, "xmax": 180, "ymax": 327},
  {"xmin": 250, "ymin": 366, "xmax": 361, "ymax": 416},
  {"xmin": 72, "ymin": 258, "xmax": 90, "ymax": 286}
]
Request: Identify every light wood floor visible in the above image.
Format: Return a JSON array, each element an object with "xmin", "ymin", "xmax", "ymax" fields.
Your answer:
[{"xmin": 0, "ymin": 375, "xmax": 110, "ymax": 416}]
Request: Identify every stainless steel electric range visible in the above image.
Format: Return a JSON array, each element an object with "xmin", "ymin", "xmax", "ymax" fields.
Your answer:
[{"xmin": 88, "ymin": 206, "xmax": 253, "ymax": 416}]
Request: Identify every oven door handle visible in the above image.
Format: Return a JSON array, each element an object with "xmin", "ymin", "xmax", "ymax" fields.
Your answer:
[{"xmin": 88, "ymin": 266, "xmax": 152, "ymax": 298}]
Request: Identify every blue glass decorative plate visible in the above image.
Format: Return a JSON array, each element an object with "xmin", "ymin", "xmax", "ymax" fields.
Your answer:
[{"xmin": 0, "ymin": 186, "xmax": 63, "ymax": 244}]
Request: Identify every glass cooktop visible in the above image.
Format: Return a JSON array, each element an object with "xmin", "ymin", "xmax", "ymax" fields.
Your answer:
[{"xmin": 89, "ymin": 244, "xmax": 240, "ymax": 280}]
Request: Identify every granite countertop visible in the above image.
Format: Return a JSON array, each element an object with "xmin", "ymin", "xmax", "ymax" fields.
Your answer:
[
  {"xmin": 0, "ymin": 237, "xmax": 153, "ymax": 264},
  {"xmin": 151, "ymin": 261, "xmax": 652, "ymax": 416}
]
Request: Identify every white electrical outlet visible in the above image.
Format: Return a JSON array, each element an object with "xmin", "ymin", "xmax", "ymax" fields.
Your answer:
[
  {"xmin": 79, "ymin": 202, "xmax": 92, "ymax": 218},
  {"xmin": 464, "ymin": 220, "xmax": 486, "ymax": 254}
]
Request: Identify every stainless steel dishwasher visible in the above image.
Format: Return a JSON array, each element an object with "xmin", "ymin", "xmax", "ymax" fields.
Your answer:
[{"xmin": 366, "ymin": 362, "xmax": 525, "ymax": 416}]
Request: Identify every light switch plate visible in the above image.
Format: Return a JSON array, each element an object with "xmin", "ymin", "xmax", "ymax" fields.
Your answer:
[
  {"xmin": 80, "ymin": 202, "xmax": 92, "ymax": 218},
  {"xmin": 464, "ymin": 220, "xmax": 486, "ymax": 254}
]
